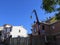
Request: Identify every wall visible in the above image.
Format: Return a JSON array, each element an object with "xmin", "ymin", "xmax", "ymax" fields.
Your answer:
[{"xmin": 9, "ymin": 37, "xmax": 30, "ymax": 45}]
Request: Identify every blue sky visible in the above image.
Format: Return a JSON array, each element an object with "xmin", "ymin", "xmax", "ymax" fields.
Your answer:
[{"xmin": 0, "ymin": 0, "xmax": 56, "ymax": 34}]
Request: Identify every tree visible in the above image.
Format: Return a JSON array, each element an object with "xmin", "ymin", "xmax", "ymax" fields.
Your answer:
[
  {"xmin": 42, "ymin": 0, "xmax": 60, "ymax": 13},
  {"xmin": 42, "ymin": 0, "xmax": 60, "ymax": 19}
]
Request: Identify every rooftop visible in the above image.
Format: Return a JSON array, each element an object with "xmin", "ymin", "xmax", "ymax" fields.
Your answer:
[
  {"xmin": 32, "ymin": 13, "xmax": 60, "ymax": 26},
  {"xmin": 45, "ymin": 13, "xmax": 60, "ymax": 24}
]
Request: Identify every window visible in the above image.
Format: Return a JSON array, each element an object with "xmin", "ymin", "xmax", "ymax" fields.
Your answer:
[
  {"xmin": 19, "ymin": 30, "xmax": 20, "ymax": 32},
  {"xmin": 52, "ymin": 26, "xmax": 55, "ymax": 29},
  {"xmin": 42, "ymin": 25, "xmax": 45, "ymax": 30},
  {"xmin": 41, "ymin": 25, "xmax": 45, "ymax": 34},
  {"xmin": 6, "ymin": 28, "xmax": 11, "ymax": 32},
  {"xmin": 34, "ymin": 28, "xmax": 36, "ymax": 33},
  {"xmin": 0, "ymin": 31, "xmax": 2, "ymax": 35}
]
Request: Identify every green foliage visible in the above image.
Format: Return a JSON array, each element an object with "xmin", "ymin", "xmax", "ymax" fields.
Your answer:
[
  {"xmin": 42, "ymin": 0, "xmax": 60, "ymax": 13},
  {"xmin": 50, "ymin": 13, "xmax": 60, "ymax": 23},
  {"xmin": 57, "ymin": 0, "xmax": 60, "ymax": 4},
  {"xmin": 42, "ymin": 0, "xmax": 60, "ymax": 23},
  {"xmin": 55, "ymin": 12, "xmax": 60, "ymax": 20}
]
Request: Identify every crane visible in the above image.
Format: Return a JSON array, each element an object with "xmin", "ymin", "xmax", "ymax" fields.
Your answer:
[
  {"xmin": 32, "ymin": 9, "xmax": 39, "ymax": 24},
  {"xmin": 32, "ymin": 9, "xmax": 40, "ymax": 35}
]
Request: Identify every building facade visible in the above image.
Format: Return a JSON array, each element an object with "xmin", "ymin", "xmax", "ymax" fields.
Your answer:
[
  {"xmin": 0, "ymin": 24, "xmax": 28, "ymax": 45},
  {"xmin": 31, "ymin": 19, "xmax": 60, "ymax": 45}
]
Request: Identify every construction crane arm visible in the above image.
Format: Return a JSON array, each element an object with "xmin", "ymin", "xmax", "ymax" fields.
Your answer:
[
  {"xmin": 32, "ymin": 9, "xmax": 39, "ymax": 23},
  {"xmin": 32, "ymin": 9, "xmax": 40, "ymax": 35}
]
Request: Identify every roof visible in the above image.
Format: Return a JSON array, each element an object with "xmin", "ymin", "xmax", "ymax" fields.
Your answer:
[
  {"xmin": 43, "ymin": 20, "xmax": 60, "ymax": 25},
  {"xmin": 32, "ymin": 19, "xmax": 60, "ymax": 26},
  {"xmin": 44, "ymin": 14, "xmax": 60, "ymax": 25},
  {"xmin": 3, "ymin": 24, "xmax": 12, "ymax": 28}
]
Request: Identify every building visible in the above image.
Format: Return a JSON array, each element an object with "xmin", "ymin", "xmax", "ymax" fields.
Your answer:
[
  {"xmin": 31, "ymin": 22, "xmax": 45, "ymax": 45},
  {"xmin": 0, "ymin": 24, "xmax": 12, "ymax": 45},
  {"xmin": 0, "ymin": 24, "xmax": 29, "ymax": 45},
  {"xmin": 31, "ymin": 15, "xmax": 60, "ymax": 45},
  {"xmin": 0, "ymin": 27, "xmax": 3, "ymax": 43}
]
